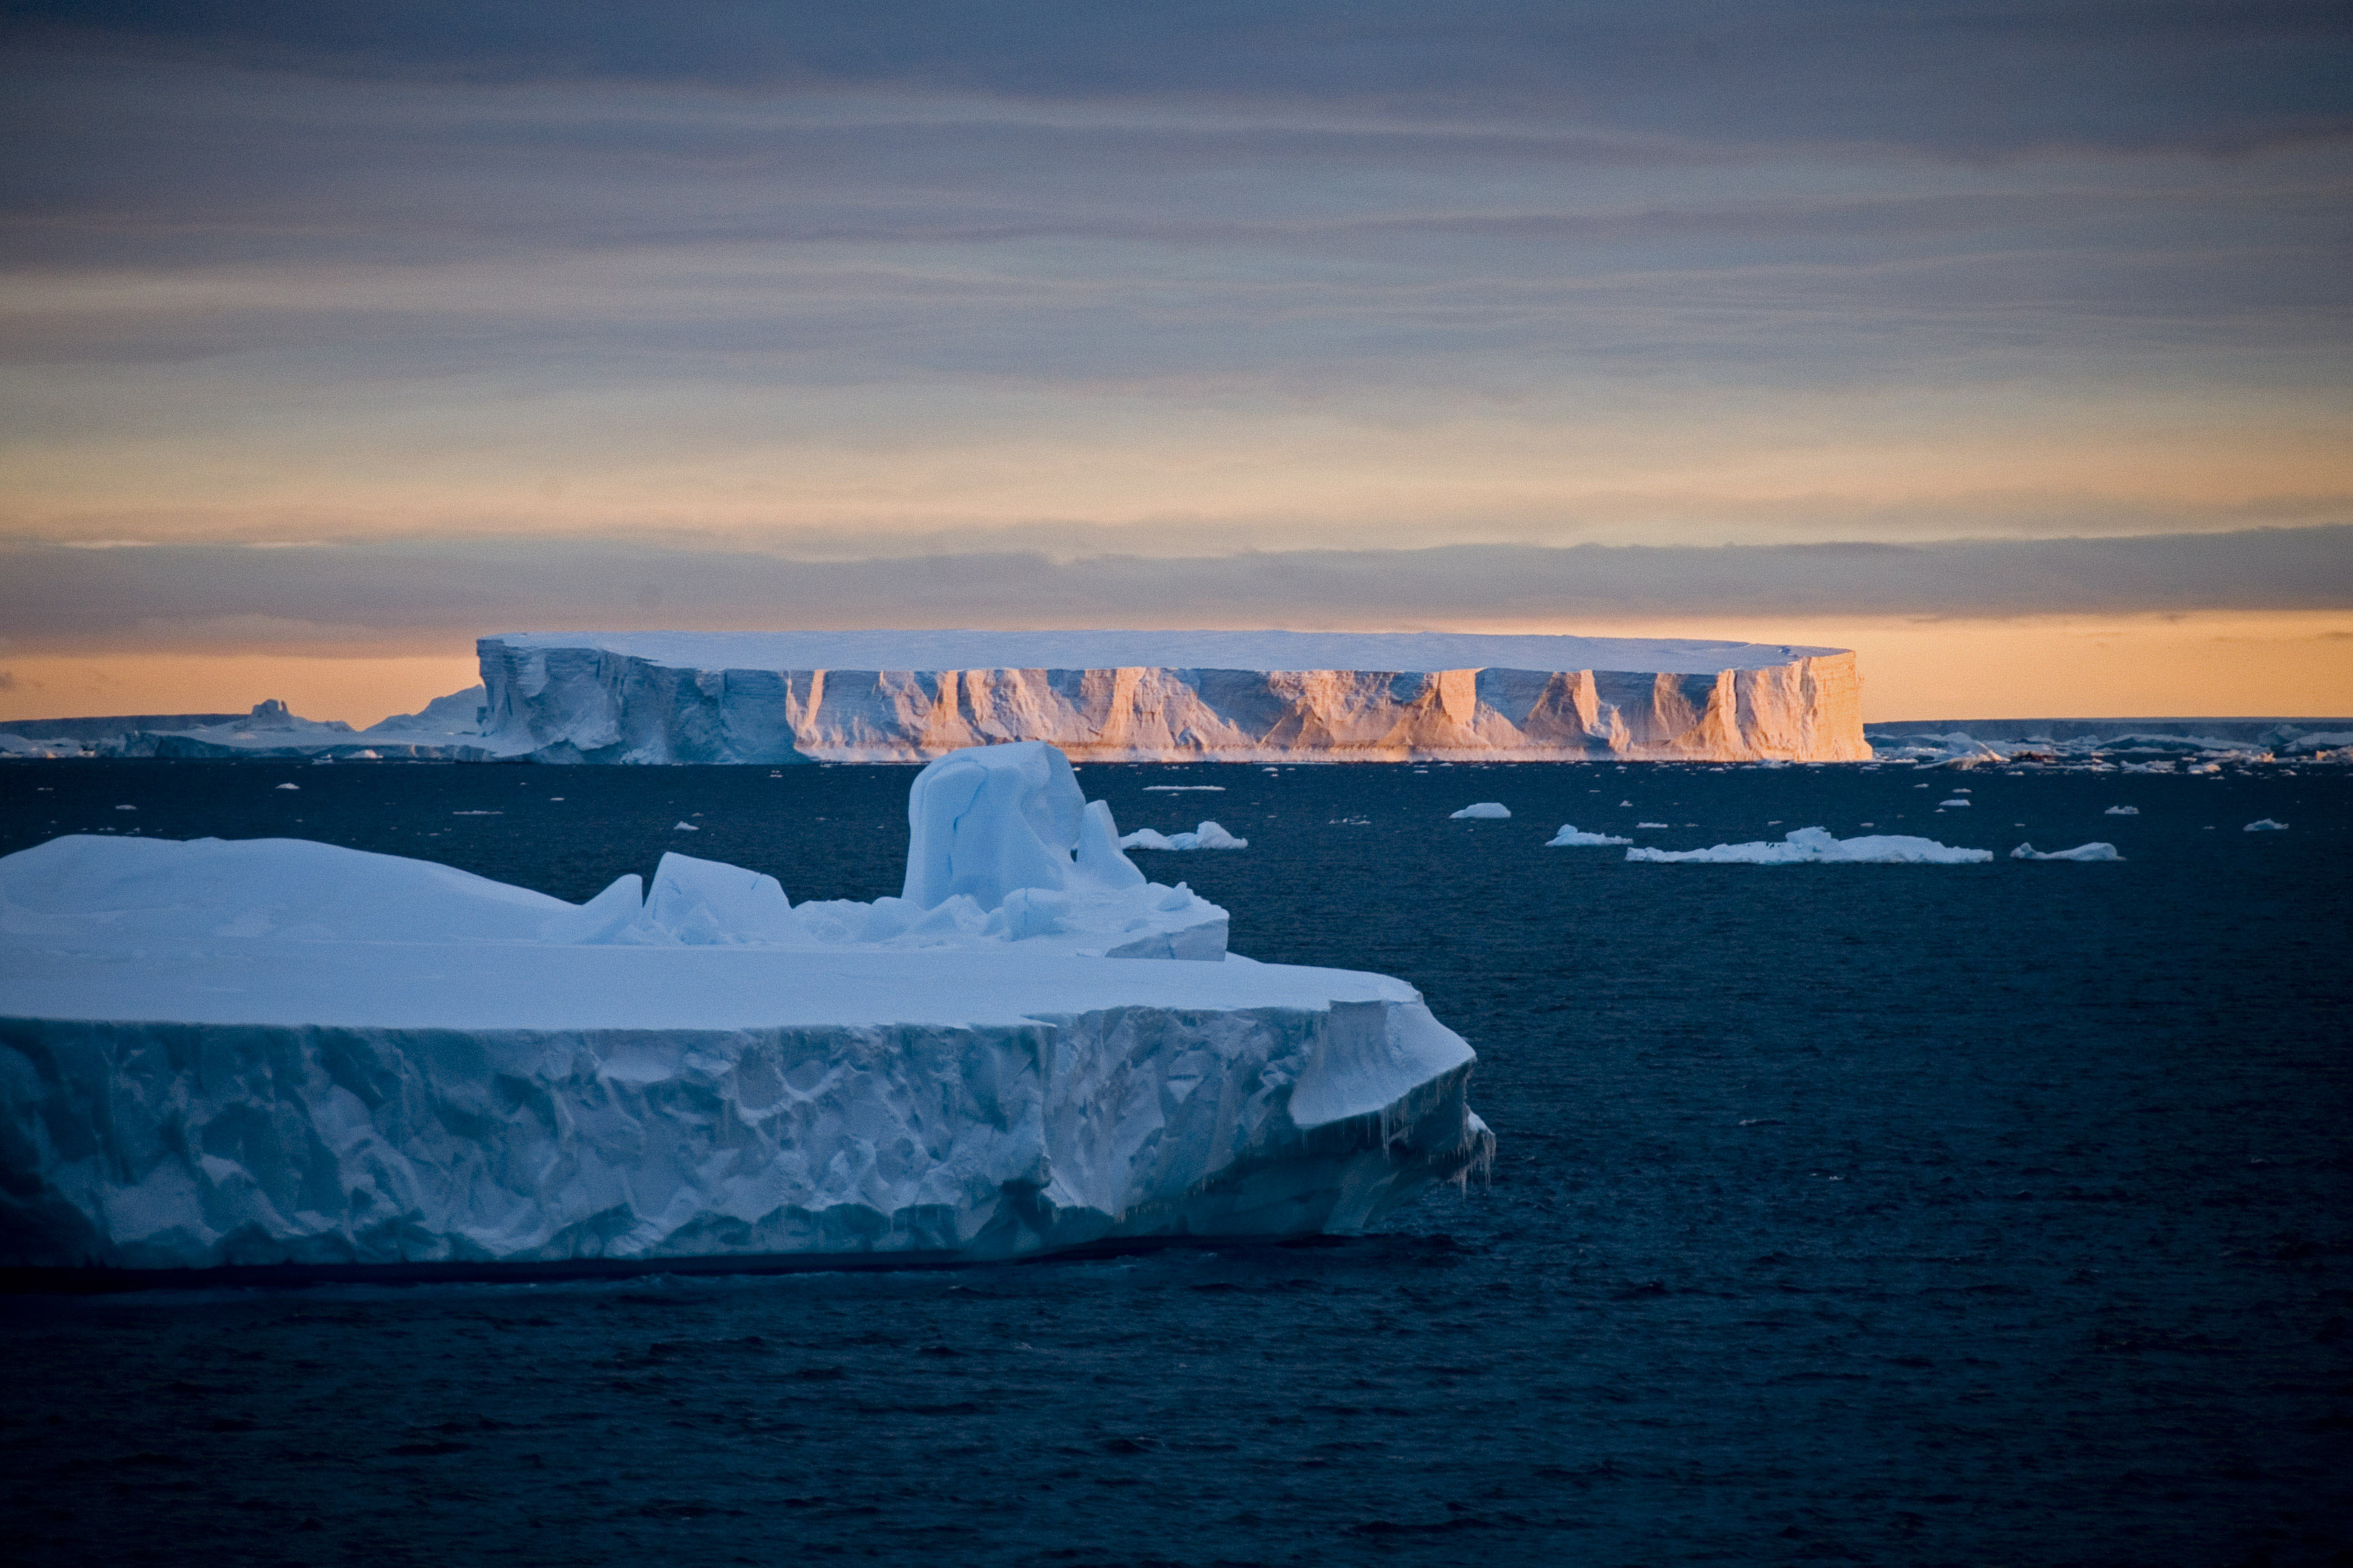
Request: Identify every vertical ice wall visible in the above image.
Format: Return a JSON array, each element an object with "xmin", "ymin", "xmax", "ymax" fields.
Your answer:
[{"xmin": 476, "ymin": 630, "xmax": 1868, "ymax": 763}]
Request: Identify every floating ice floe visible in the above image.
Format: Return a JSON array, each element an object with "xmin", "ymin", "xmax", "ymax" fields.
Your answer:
[
  {"xmin": 1938, "ymin": 798, "xmax": 1972, "ymax": 808},
  {"xmin": 0, "ymin": 741, "xmax": 1486, "ymax": 1272},
  {"xmin": 1142, "ymin": 785, "xmax": 1225, "ymax": 792},
  {"xmin": 2010, "ymin": 842, "xmax": 2123, "ymax": 862},
  {"xmin": 1449, "ymin": 803, "xmax": 1510, "ymax": 820},
  {"xmin": 1545, "ymin": 824, "xmax": 1632, "ymax": 847},
  {"xmin": 1635, "ymin": 821, "xmax": 1669, "ymax": 829},
  {"xmin": 673, "ymin": 820, "xmax": 699, "ymax": 831},
  {"xmin": 1626, "ymin": 826, "xmax": 1993, "ymax": 865},
  {"xmin": 2244, "ymin": 819, "xmax": 2289, "ymax": 832},
  {"xmin": 0, "ymin": 734, "xmax": 90, "ymax": 759},
  {"xmin": 1118, "ymin": 820, "xmax": 1247, "ymax": 852},
  {"xmin": 2104, "ymin": 805, "xmax": 2139, "ymax": 815}
]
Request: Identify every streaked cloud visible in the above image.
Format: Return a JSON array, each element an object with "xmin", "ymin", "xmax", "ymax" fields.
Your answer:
[
  {"xmin": 1, "ymin": 3, "xmax": 2347, "ymax": 706},
  {"xmin": 3, "ymin": 527, "xmax": 2344, "ymax": 657}
]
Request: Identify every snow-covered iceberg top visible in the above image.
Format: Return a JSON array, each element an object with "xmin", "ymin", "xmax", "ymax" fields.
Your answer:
[
  {"xmin": 3, "ymin": 742, "xmax": 1228, "ymax": 962},
  {"xmin": 0, "ymin": 740, "xmax": 1491, "ymax": 1272},
  {"xmin": 1626, "ymin": 826, "xmax": 1994, "ymax": 864}
]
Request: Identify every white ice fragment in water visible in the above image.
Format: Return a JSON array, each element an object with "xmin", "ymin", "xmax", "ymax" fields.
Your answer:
[
  {"xmin": 1635, "ymin": 821, "xmax": 1669, "ymax": 829},
  {"xmin": 1627, "ymin": 827, "xmax": 1994, "ymax": 864},
  {"xmin": 673, "ymin": 821, "xmax": 699, "ymax": 831},
  {"xmin": 2010, "ymin": 842, "xmax": 2123, "ymax": 862},
  {"xmin": 1545, "ymin": 824, "xmax": 1632, "ymax": 847},
  {"xmin": 1450, "ymin": 803, "xmax": 1510, "ymax": 819},
  {"xmin": 275, "ymin": 783, "xmax": 299, "ymax": 791},
  {"xmin": 2104, "ymin": 805, "xmax": 2140, "ymax": 815},
  {"xmin": 1142, "ymin": 785, "xmax": 1224, "ymax": 792},
  {"xmin": 1938, "ymin": 798, "xmax": 1972, "ymax": 808},
  {"xmin": 114, "ymin": 805, "xmax": 135, "ymax": 811},
  {"xmin": 2244, "ymin": 818, "xmax": 2288, "ymax": 832},
  {"xmin": 1618, "ymin": 799, "xmax": 1633, "ymax": 806},
  {"xmin": 1120, "ymin": 820, "xmax": 1247, "ymax": 851}
]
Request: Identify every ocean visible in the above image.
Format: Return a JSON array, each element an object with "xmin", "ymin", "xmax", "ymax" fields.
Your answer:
[{"xmin": 3, "ymin": 757, "xmax": 2348, "ymax": 1566}]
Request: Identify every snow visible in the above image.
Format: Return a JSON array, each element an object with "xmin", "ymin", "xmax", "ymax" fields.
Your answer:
[
  {"xmin": 477, "ymin": 629, "xmax": 1870, "ymax": 764},
  {"xmin": 1626, "ymin": 827, "xmax": 1994, "ymax": 864},
  {"xmin": 2010, "ymin": 842, "xmax": 2124, "ymax": 862},
  {"xmin": 0, "ymin": 742, "xmax": 1490, "ymax": 1270},
  {"xmin": 1450, "ymin": 803, "xmax": 1511, "ymax": 819},
  {"xmin": 1545, "ymin": 824, "xmax": 1632, "ymax": 847},
  {"xmin": 2245, "ymin": 819, "xmax": 2289, "ymax": 832},
  {"xmin": 493, "ymin": 629, "xmax": 1844, "ymax": 676},
  {"xmin": 2104, "ymin": 805, "xmax": 2140, "ymax": 815}
]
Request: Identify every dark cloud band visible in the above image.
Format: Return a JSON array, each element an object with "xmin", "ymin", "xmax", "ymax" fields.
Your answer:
[{"xmin": 3, "ymin": 526, "xmax": 2344, "ymax": 655}]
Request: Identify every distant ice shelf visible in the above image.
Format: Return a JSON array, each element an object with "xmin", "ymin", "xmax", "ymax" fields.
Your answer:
[
  {"xmin": 0, "ymin": 742, "xmax": 1490, "ymax": 1273},
  {"xmin": 471, "ymin": 629, "xmax": 1869, "ymax": 764}
]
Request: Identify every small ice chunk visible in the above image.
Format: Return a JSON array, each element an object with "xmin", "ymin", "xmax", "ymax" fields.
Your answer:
[
  {"xmin": 114, "ymin": 805, "xmax": 135, "ymax": 812},
  {"xmin": 1628, "ymin": 826, "xmax": 1993, "ymax": 865},
  {"xmin": 616, "ymin": 852, "xmax": 810, "ymax": 946},
  {"xmin": 1121, "ymin": 820, "xmax": 1247, "ymax": 851},
  {"xmin": 1450, "ymin": 803, "xmax": 1510, "ymax": 820},
  {"xmin": 673, "ymin": 821, "xmax": 699, "ymax": 831},
  {"xmin": 1636, "ymin": 821, "xmax": 1669, "ymax": 829},
  {"xmin": 2010, "ymin": 842, "xmax": 2123, "ymax": 862},
  {"xmin": 2244, "ymin": 818, "xmax": 2288, "ymax": 832},
  {"xmin": 275, "ymin": 784, "xmax": 299, "ymax": 792},
  {"xmin": 2104, "ymin": 805, "xmax": 2139, "ymax": 815},
  {"xmin": 1938, "ymin": 798, "xmax": 1972, "ymax": 808},
  {"xmin": 1546, "ymin": 824, "xmax": 1632, "ymax": 847},
  {"xmin": 1142, "ymin": 785, "xmax": 1225, "ymax": 792},
  {"xmin": 1618, "ymin": 799, "xmax": 1633, "ymax": 806}
]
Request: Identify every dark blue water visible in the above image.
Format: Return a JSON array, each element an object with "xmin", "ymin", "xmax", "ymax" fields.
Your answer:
[{"xmin": 4, "ymin": 758, "xmax": 2350, "ymax": 1566}]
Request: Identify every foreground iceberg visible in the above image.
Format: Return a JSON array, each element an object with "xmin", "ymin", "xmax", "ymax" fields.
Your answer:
[
  {"xmin": 0, "ymin": 742, "xmax": 1489, "ymax": 1273},
  {"xmin": 1545, "ymin": 824, "xmax": 1632, "ymax": 847},
  {"xmin": 1627, "ymin": 826, "xmax": 1994, "ymax": 864},
  {"xmin": 475, "ymin": 629, "xmax": 1869, "ymax": 764}
]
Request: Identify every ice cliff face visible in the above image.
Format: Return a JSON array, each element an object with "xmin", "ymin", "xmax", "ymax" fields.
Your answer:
[
  {"xmin": 476, "ymin": 630, "xmax": 1868, "ymax": 764},
  {"xmin": 0, "ymin": 742, "xmax": 1489, "ymax": 1272}
]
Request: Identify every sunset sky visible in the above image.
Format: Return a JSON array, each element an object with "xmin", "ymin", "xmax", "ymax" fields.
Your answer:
[{"xmin": 4, "ymin": 2, "xmax": 2349, "ymax": 723}]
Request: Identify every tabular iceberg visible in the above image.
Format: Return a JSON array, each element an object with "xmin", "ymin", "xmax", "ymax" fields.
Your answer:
[
  {"xmin": 474, "ymin": 629, "xmax": 1868, "ymax": 764},
  {"xmin": 0, "ymin": 743, "xmax": 1489, "ymax": 1273}
]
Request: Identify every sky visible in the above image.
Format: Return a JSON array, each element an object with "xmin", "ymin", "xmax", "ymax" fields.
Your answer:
[{"xmin": 3, "ymin": 1, "xmax": 2350, "ymax": 723}]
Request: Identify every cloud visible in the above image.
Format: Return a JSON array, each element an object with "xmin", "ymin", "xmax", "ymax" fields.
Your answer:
[
  {"xmin": 11, "ymin": 2, "xmax": 2351, "ymax": 156},
  {"xmin": 2, "ymin": 525, "xmax": 2344, "ymax": 655}
]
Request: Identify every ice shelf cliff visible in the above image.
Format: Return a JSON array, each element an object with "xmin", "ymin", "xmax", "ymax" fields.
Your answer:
[
  {"xmin": 475, "ymin": 629, "xmax": 1869, "ymax": 764},
  {"xmin": 0, "ymin": 743, "xmax": 1490, "ymax": 1273}
]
